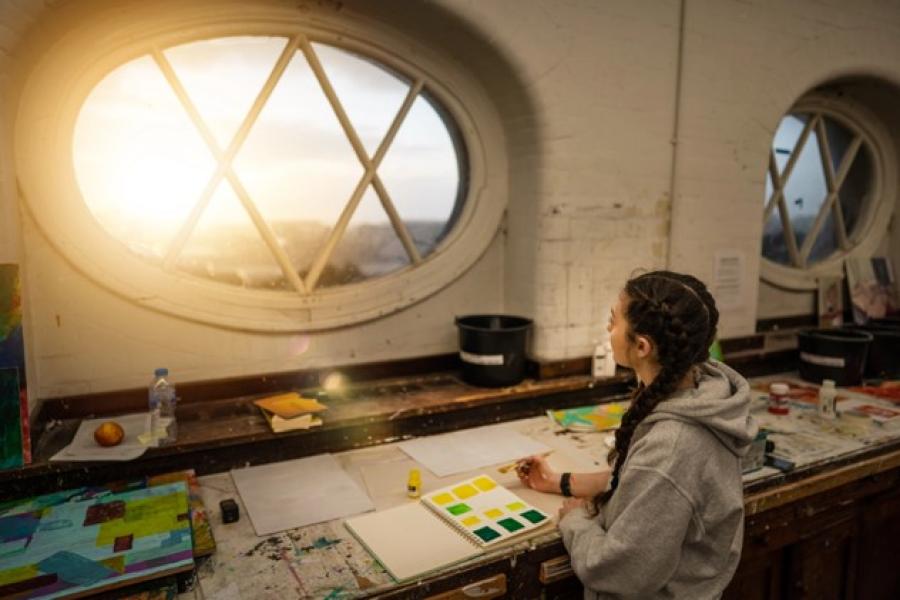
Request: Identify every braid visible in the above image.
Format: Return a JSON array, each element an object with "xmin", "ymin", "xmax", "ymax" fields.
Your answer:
[{"xmin": 591, "ymin": 271, "xmax": 716, "ymax": 513}]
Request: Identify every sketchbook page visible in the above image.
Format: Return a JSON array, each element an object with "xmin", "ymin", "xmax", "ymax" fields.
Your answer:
[
  {"xmin": 231, "ymin": 454, "xmax": 375, "ymax": 536},
  {"xmin": 398, "ymin": 424, "xmax": 550, "ymax": 477},
  {"xmin": 50, "ymin": 412, "xmax": 150, "ymax": 461},
  {"xmin": 344, "ymin": 502, "xmax": 482, "ymax": 582},
  {"xmin": 420, "ymin": 474, "xmax": 551, "ymax": 547}
]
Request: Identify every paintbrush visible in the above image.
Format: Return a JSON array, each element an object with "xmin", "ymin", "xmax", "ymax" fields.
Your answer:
[{"xmin": 497, "ymin": 450, "xmax": 554, "ymax": 474}]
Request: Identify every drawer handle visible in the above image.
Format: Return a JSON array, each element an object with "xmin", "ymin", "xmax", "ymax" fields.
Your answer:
[
  {"xmin": 426, "ymin": 574, "xmax": 507, "ymax": 599},
  {"xmin": 540, "ymin": 555, "xmax": 574, "ymax": 584}
]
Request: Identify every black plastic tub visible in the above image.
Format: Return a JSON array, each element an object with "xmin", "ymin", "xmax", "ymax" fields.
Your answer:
[
  {"xmin": 455, "ymin": 315, "xmax": 533, "ymax": 387},
  {"xmin": 846, "ymin": 325, "xmax": 900, "ymax": 379},
  {"xmin": 797, "ymin": 328, "xmax": 873, "ymax": 386}
]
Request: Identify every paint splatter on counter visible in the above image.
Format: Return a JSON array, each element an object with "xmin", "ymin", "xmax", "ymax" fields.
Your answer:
[{"xmin": 194, "ymin": 472, "xmax": 392, "ymax": 598}]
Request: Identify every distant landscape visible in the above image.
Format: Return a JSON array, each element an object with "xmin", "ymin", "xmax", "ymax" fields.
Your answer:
[{"xmin": 171, "ymin": 220, "xmax": 448, "ymax": 289}]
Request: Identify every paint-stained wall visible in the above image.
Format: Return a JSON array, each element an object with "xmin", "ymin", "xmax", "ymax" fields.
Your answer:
[{"xmin": 1, "ymin": 0, "xmax": 899, "ymax": 404}]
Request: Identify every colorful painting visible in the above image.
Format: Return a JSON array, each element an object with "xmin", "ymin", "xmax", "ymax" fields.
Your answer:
[
  {"xmin": 0, "ymin": 470, "xmax": 214, "ymax": 559},
  {"xmin": 549, "ymin": 401, "xmax": 628, "ymax": 432},
  {"xmin": 422, "ymin": 475, "xmax": 549, "ymax": 547},
  {"xmin": 0, "ymin": 481, "xmax": 194, "ymax": 598},
  {"xmin": 0, "ymin": 264, "xmax": 29, "ymax": 469}
]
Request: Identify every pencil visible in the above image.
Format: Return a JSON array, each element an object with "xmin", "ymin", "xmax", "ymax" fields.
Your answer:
[{"xmin": 497, "ymin": 450, "xmax": 554, "ymax": 474}]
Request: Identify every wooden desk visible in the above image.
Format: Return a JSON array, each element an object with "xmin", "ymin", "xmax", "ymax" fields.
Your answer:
[{"xmin": 189, "ymin": 387, "xmax": 900, "ymax": 600}]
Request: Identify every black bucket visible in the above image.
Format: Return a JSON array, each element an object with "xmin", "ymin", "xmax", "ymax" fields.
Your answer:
[
  {"xmin": 797, "ymin": 328, "xmax": 873, "ymax": 386},
  {"xmin": 846, "ymin": 325, "xmax": 900, "ymax": 379},
  {"xmin": 455, "ymin": 315, "xmax": 533, "ymax": 387}
]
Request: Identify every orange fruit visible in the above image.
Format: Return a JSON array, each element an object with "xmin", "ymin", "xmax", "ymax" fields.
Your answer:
[{"xmin": 94, "ymin": 421, "xmax": 125, "ymax": 447}]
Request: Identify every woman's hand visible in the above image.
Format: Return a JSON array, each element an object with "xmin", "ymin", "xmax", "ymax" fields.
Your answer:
[
  {"xmin": 516, "ymin": 454, "xmax": 561, "ymax": 494},
  {"xmin": 558, "ymin": 497, "xmax": 586, "ymax": 522}
]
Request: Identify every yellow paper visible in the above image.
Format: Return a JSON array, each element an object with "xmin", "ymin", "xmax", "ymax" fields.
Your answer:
[{"xmin": 254, "ymin": 392, "xmax": 327, "ymax": 419}]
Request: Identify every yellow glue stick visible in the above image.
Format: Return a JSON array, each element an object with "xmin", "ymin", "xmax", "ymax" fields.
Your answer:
[{"xmin": 407, "ymin": 468, "xmax": 421, "ymax": 498}]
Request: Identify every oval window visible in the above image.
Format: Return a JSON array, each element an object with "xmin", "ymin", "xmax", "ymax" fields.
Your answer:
[
  {"xmin": 73, "ymin": 36, "xmax": 466, "ymax": 292},
  {"xmin": 762, "ymin": 110, "xmax": 875, "ymax": 269}
]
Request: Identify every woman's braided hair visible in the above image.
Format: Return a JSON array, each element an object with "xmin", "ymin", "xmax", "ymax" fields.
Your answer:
[{"xmin": 593, "ymin": 271, "xmax": 719, "ymax": 512}]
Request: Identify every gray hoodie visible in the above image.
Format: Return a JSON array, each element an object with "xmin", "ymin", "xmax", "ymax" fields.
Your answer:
[{"xmin": 558, "ymin": 360, "xmax": 758, "ymax": 600}]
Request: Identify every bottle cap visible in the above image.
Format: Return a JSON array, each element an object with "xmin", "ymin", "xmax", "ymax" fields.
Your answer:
[
  {"xmin": 770, "ymin": 382, "xmax": 789, "ymax": 395},
  {"xmin": 154, "ymin": 368, "xmax": 169, "ymax": 377}
]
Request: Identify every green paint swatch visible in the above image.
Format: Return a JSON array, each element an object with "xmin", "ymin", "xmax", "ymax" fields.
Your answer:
[
  {"xmin": 473, "ymin": 526, "xmax": 501, "ymax": 543},
  {"xmin": 447, "ymin": 503, "xmax": 472, "ymax": 516},
  {"xmin": 497, "ymin": 517, "xmax": 524, "ymax": 533},
  {"xmin": 520, "ymin": 509, "xmax": 546, "ymax": 524}
]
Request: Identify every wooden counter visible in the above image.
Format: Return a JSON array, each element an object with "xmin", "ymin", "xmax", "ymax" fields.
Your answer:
[{"xmin": 186, "ymin": 383, "xmax": 900, "ymax": 600}]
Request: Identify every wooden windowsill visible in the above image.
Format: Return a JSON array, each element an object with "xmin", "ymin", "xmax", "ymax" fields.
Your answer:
[{"xmin": 2, "ymin": 370, "xmax": 635, "ymax": 499}]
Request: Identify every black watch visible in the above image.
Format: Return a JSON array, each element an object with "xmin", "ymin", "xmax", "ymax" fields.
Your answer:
[{"xmin": 560, "ymin": 472, "xmax": 573, "ymax": 497}]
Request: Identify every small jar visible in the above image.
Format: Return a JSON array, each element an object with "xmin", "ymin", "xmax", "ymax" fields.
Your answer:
[
  {"xmin": 768, "ymin": 382, "xmax": 790, "ymax": 415},
  {"xmin": 407, "ymin": 469, "xmax": 421, "ymax": 498}
]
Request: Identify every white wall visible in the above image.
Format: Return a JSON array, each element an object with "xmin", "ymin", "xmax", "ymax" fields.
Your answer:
[{"xmin": 2, "ymin": 0, "xmax": 900, "ymax": 404}]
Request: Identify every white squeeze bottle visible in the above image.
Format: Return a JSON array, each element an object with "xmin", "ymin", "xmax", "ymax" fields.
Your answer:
[
  {"xmin": 149, "ymin": 368, "xmax": 178, "ymax": 445},
  {"xmin": 818, "ymin": 379, "xmax": 837, "ymax": 420}
]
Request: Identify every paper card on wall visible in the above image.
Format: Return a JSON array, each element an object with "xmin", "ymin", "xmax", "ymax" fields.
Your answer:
[
  {"xmin": 398, "ymin": 424, "xmax": 550, "ymax": 477},
  {"xmin": 713, "ymin": 250, "xmax": 745, "ymax": 310}
]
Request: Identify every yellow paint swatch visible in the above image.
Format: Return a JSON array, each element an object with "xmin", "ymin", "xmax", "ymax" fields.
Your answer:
[
  {"xmin": 461, "ymin": 515, "xmax": 481, "ymax": 527},
  {"xmin": 473, "ymin": 476, "xmax": 497, "ymax": 492},
  {"xmin": 452, "ymin": 484, "xmax": 478, "ymax": 500},
  {"xmin": 506, "ymin": 501, "xmax": 526, "ymax": 511},
  {"xmin": 484, "ymin": 508, "xmax": 503, "ymax": 519},
  {"xmin": 431, "ymin": 492, "xmax": 455, "ymax": 506},
  {"xmin": 0, "ymin": 564, "xmax": 39, "ymax": 586}
]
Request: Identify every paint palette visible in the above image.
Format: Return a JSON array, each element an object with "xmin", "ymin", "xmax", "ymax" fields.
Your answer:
[{"xmin": 421, "ymin": 475, "xmax": 550, "ymax": 547}]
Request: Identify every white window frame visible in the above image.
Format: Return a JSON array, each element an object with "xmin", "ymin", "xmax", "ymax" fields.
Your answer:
[
  {"xmin": 15, "ymin": 4, "xmax": 507, "ymax": 331},
  {"xmin": 761, "ymin": 93, "xmax": 897, "ymax": 291}
]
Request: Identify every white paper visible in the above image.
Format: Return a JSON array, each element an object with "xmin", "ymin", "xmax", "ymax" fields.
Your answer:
[
  {"xmin": 231, "ymin": 453, "xmax": 375, "ymax": 536},
  {"xmin": 50, "ymin": 412, "xmax": 151, "ymax": 462},
  {"xmin": 713, "ymin": 250, "xmax": 745, "ymax": 310},
  {"xmin": 345, "ymin": 502, "xmax": 482, "ymax": 582},
  {"xmin": 398, "ymin": 424, "xmax": 551, "ymax": 477}
]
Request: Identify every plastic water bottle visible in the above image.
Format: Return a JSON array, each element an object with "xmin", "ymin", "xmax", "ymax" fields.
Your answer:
[
  {"xmin": 149, "ymin": 368, "xmax": 177, "ymax": 445},
  {"xmin": 818, "ymin": 379, "xmax": 837, "ymax": 420}
]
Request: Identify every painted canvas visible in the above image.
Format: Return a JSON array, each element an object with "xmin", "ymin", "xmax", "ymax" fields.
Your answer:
[
  {"xmin": 0, "ymin": 470, "xmax": 214, "ymax": 559},
  {"xmin": 0, "ymin": 263, "xmax": 29, "ymax": 469},
  {"xmin": 549, "ymin": 401, "xmax": 628, "ymax": 432},
  {"xmin": 0, "ymin": 481, "xmax": 194, "ymax": 598}
]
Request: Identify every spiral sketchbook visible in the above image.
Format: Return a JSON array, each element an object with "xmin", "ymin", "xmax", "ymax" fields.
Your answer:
[{"xmin": 344, "ymin": 475, "xmax": 550, "ymax": 582}]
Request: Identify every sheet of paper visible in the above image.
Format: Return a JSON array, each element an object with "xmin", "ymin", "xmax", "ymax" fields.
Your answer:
[
  {"xmin": 713, "ymin": 250, "xmax": 746, "ymax": 310},
  {"xmin": 231, "ymin": 453, "xmax": 375, "ymax": 536},
  {"xmin": 344, "ymin": 502, "xmax": 482, "ymax": 582},
  {"xmin": 398, "ymin": 424, "xmax": 550, "ymax": 477},
  {"xmin": 50, "ymin": 412, "xmax": 151, "ymax": 462}
]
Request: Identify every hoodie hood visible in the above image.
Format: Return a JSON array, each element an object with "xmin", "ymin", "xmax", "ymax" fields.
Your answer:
[{"xmin": 642, "ymin": 360, "xmax": 758, "ymax": 456}]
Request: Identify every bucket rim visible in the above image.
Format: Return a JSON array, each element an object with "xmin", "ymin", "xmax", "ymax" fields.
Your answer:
[
  {"xmin": 455, "ymin": 314, "xmax": 533, "ymax": 331},
  {"xmin": 798, "ymin": 328, "xmax": 874, "ymax": 343}
]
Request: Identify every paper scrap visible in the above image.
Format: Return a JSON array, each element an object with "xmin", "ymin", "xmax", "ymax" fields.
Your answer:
[
  {"xmin": 231, "ymin": 453, "xmax": 374, "ymax": 536},
  {"xmin": 254, "ymin": 392, "xmax": 327, "ymax": 418},
  {"xmin": 50, "ymin": 413, "xmax": 151, "ymax": 462},
  {"xmin": 398, "ymin": 424, "xmax": 551, "ymax": 477}
]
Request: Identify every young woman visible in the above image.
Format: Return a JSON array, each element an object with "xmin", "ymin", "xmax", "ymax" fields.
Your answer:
[{"xmin": 518, "ymin": 270, "xmax": 757, "ymax": 599}]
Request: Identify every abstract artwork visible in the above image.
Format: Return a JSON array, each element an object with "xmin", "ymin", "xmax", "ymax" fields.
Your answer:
[
  {"xmin": 0, "ymin": 481, "xmax": 193, "ymax": 598},
  {"xmin": 0, "ymin": 264, "xmax": 29, "ymax": 469},
  {"xmin": 549, "ymin": 401, "xmax": 628, "ymax": 432}
]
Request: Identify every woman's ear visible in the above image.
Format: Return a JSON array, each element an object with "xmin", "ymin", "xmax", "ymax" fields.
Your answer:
[{"xmin": 634, "ymin": 335, "xmax": 654, "ymax": 359}]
